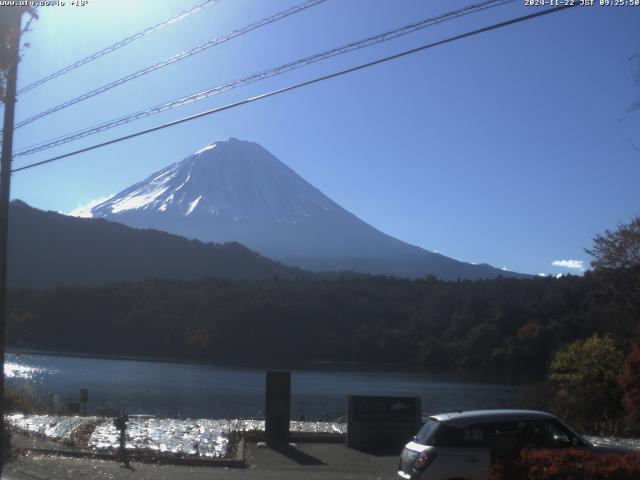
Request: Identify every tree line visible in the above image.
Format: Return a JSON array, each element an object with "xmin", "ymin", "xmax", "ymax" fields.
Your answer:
[{"xmin": 3, "ymin": 270, "xmax": 631, "ymax": 378}]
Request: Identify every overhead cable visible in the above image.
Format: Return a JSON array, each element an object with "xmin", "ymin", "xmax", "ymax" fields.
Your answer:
[
  {"xmin": 12, "ymin": 4, "xmax": 577, "ymax": 174},
  {"xmin": 17, "ymin": 0, "xmax": 224, "ymax": 95},
  {"xmin": 14, "ymin": 0, "xmax": 513, "ymax": 157},
  {"xmin": 13, "ymin": 0, "xmax": 327, "ymax": 130}
]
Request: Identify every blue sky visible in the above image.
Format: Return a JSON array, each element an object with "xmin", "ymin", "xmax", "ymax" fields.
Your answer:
[{"xmin": 4, "ymin": 0, "xmax": 640, "ymax": 276}]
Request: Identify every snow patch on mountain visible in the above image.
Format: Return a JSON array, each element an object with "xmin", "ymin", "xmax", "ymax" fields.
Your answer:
[
  {"xmin": 173, "ymin": 173, "xmax": 191, "ymax": 193},
  {"xmin": 111, "ymin": 186, "xmax": 170, "ymax": 213},
  {"xmin": 68, "ymin": 195, "xmax": 114, "ymax": 218},
  {"xmin": 186, "ymin": 196, "xmax": 202, "ymax": 216},
  {"xmin": 195, "ymin": 144, "xmax": 216, "ymax": 155}
]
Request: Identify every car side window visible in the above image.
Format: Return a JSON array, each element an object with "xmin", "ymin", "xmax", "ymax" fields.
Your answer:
[
  {"xmin": 432, "ymin": 423, "xmax": 491, "ymax": 447},
  {"xmin": 520, "ymin": 419, "xmax": 583, "ymax": 449},
  {"xmin": 484, "ymin": 421, "xmax": 519, "ymax": 437},
  {"xmin": 535, "ymin": 419, "xmax": 576, "ymax": 448},
  {"xmin": 484, "ymin": 421, "xmax": 521, "ymax": 459},
  {"xmin": 464, "ymin": 426, "xmax": 485, "ymax": 443},
  {"xmin": 431, "ymin": 424, "xmax": 463, "ymax": 447}
]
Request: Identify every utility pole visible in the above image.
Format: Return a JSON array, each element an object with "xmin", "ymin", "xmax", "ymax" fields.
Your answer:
[{"xmin": 0, "ymin": 6, "xmax": 25, "ymax": 468}]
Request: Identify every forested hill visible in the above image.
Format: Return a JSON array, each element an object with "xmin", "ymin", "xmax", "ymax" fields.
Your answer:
[
  {"xmin": 7, "ymin": 200, "xmax": 306, "ymax": 288},
  {"xmin": 8, "ymin": 272, "xmax": 633, "ymax": 377}
]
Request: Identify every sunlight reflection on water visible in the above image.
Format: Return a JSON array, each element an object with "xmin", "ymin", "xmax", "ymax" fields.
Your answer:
[{"xmin": 4, "ymin": 361, "xmax": 52, "ymax": 380}]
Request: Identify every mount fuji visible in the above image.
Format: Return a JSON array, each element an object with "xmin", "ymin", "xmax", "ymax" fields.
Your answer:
[{"xmin": 75, "ymin": 138, "xmax": 525, "ymax": 280}]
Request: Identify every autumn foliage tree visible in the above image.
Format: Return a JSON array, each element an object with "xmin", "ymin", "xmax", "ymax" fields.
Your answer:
[
  {"xmin": 549, "ymin": 335, "xmax": 624, "ymax": 432},
  {"xmin": 585, "ymin": 216, "xmax": 640, "ymax": 430},
  {"xmin": 587, "ymin": 216, "xmax": 640, "ymax": 271},
  {"xmin": 585, "ymin": 215, "xmax": 640, "ymax": 319}
]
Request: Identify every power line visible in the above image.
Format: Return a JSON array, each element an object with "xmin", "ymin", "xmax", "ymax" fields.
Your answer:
[
  {"xmin": 14, "ymin": 0, "xmax": 514, "ymax": 158},
  {"xmin": 12, "ymin": 0, "xmax": 327, "ymax": 130},
  {"xmin": 13, "ymin": 0, "xmax": 509, "ymax": 155},
  {"xmin": 16, "ymin": 0, "xmax": 224, "ymax": 96},
  {"xmin": 12, "ymin": 4, "xmax": 576, "ymax": 174}
]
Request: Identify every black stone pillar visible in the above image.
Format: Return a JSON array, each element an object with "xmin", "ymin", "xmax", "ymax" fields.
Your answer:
[{"xmin": 265, "ymin": 371, "xmax": 291, "ymax": 446}]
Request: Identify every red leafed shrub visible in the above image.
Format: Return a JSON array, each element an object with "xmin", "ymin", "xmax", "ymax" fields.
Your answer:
[{"xmin": 489, "ymin": 449, "xmax": 640, "ymax": 480}]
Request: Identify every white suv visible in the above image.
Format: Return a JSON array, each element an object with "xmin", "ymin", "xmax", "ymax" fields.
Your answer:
[{"xmin": 397, "ymin": 409, "xmax": 591, "ymax": 480}]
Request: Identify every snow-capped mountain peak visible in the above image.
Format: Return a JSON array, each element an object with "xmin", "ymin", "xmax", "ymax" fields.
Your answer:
[{"xmin": 87, "ymin": 138, "xmax": 334, "ymax": 222}]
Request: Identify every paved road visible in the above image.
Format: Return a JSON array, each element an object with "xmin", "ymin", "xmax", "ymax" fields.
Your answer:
[{"xmin": 2, "ymin": 442, "xmax": 398, "ymax": 480}]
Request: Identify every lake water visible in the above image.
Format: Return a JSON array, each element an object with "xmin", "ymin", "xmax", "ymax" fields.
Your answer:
[{"xmin": 5, "ymin": 353, "xmax": 522, "ymax": 420}]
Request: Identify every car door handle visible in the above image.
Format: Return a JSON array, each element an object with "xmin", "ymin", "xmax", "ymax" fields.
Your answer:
[{"xmin": 465, "ymin": 457, "xmax": 480, "ymax": 463}]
